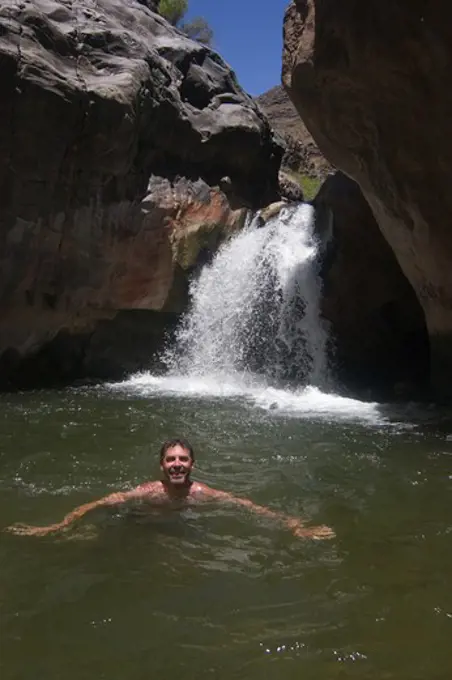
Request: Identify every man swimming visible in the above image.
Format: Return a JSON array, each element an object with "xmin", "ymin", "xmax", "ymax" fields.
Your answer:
[{"xmin": 5, "ymin": 438, "xmax": 335, "ymax": 540}]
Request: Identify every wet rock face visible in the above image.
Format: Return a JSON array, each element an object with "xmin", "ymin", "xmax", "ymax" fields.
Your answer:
[
  {"xmin": 0, "ymin": 0, "xmax": 281, "ymax": 387},
  {"xmin": 0, "ymin": 173, "xmax": 246, "ymax": 388},
  {"xmin": 283, "ymin": 0, "xmax": 452, "ymax": 394},
  {"xmin": 315, "ymin": 173, "xmax": 429, "ymax": 399}
]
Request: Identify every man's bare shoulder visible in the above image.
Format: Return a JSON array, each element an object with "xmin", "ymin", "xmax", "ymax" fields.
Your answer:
[
  {"xmin": 189, "ymin": 482, "xmax": 230, "ymax": 500},
  {"xmin": 133, "ymin": 481, "xmax": 165, "ymax": 497}
]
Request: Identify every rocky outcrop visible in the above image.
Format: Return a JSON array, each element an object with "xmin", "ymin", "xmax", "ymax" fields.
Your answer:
[
  {"xmin": 283, "ymin": 0, "xmax": 452, "ymax": 395},
  {"xmin": 0, "ymin": 0, "xmax": 282, "ymax": 387},
  {"xmin": 278, "ymin": 171, "xmax": 304, "ymax": 203},
  {"xmin": 258, "ymin": 201, "xmax": 287, "ymax": 225},
  {"xmin": 315, "ymin": 173, "xmax": 429, "ymax": 398},
  {"xmin": 1, "ymin": 176, "xmax": 246, "ymax": 386},
  {"xmin": 257, "ymin": 85, "xmax": 333, "ymax": 180}
]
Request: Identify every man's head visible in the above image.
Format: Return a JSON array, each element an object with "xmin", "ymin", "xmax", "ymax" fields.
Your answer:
[{"xmin": 159, "ymin": 438, "xmax": 195, "ymax": 487}]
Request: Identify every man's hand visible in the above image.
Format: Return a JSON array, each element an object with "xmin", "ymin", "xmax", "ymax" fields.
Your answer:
[
  {"xmin": 227, "ymin": 493, "xmax": 335, "ymax": 541},
  {"xmin": 287, "ymin": 519, "xmax": 335, "ymax": 540},
  {"xmin": 4, "ymin": 522, "xmax": 60, "ymax": 537},
  {"xmin": 3, "ymin": 491, "xmax": 134, "ymax": 538}
]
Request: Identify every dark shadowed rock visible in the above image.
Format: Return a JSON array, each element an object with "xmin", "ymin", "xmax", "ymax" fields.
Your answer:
[
  {"xmin": 283, "ymin": 0, "xmax": 452, "ymax": 395},
  {"xmin": 0, "ymin": 0, "xmax": 281, "ymax": 387},
  {"xmin": 2, "ymin": 310, "xmax": 178, "ymax": 388},
  {"xmin": 315, "ymin": 173, "xmax": 429, "ymax": 399},
  {"xmin": 138, "ymin": 0, "xmax": 159, "ymax": 10}
]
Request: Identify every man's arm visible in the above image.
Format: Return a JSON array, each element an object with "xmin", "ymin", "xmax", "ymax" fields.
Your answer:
[
  {"xmin": 201, "ymin": 486, "xmax": 334, "ymax": 540},
  {"xmin": 4, "ymin": 486, "xmax": 152, "ymax": 537}
]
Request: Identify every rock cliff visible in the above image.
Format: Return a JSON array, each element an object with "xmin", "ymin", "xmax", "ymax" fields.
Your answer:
[
  {"xmin": 283, "ymin": 0, "xmax": 452, "ymax": 395},
  {"xmin": 315, "ymin": 173, "xmax": 429, "ymax": 399},
  {"xmin": 257, "ymin": 85, "xmax": 333, "ymax": 180},
  {"xmin": 0, "ymin": 0, "xmax": 282, "ymax": 387}
]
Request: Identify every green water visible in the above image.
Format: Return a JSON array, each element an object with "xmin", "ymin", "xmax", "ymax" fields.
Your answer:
[{"xmin": 0, "ymin": 386, "xmax": 451, "ymax": 679}]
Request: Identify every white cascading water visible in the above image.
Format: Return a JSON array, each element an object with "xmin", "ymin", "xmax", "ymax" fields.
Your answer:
[
  {"xmin": 114, "ymin": 203, "xmax": 382, "ymax": 422},
  {"xmin": 164, "ymin": 203, "xmax": 329, "ymax": 387}
]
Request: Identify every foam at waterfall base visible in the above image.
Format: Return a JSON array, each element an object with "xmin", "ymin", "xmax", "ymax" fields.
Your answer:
[{"xmin": 109, "ymin": 372, "xmax": 384, "ymax": 424}]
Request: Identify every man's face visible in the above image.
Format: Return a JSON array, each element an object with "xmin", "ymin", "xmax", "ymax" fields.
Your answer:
[{"xmin": 160, "ymin": 444, "xmax": 194, "ymax": 486}]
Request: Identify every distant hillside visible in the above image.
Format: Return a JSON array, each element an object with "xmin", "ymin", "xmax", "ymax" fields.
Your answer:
[{"xmin": 256, "ymin": 85, "xmax": 333, "ymax": 181}]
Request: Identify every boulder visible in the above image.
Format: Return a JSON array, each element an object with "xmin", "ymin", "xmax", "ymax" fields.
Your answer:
[
  {"xmin": 0, "ymin": 0, "xmax": 281, "ymax": 387},
  {"xmin": 283, "ymin": 0, "xmax": 452, "ymax": 395},
  {"xmin": 259, "ymin": 201, "xmax": 287, "ymax": 225},
  {"xmin": 278, "ymin": 171, "xmax": 304, "ymax": 203},
  {"xmin": 315, "ymin": 173, "xmax": 429, "ymax": 399}
]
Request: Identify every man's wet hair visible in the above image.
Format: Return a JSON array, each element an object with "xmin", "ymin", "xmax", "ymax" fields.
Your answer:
[{"xmin": 159, "ymin": 438, "xmax": 195, "ymax": 463}]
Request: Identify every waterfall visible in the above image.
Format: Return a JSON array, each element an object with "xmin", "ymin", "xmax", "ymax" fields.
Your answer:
[
  {"xmin": 163, "ymin": 203, "xmax": 330, "ymax": 389},
  {"xmin": 113, "ymin": 202, "xmax": 383, "ymax": 423}
]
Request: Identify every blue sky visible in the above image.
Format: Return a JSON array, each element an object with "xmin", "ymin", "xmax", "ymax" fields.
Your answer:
[{"xmin": 185, "ymin": 0, "xmax": 290, "ymax": 96}]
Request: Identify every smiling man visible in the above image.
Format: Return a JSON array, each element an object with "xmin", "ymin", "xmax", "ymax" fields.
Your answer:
[{"xmin": 5, "ymin": 438, "xmax": 335, "ymax": 540}]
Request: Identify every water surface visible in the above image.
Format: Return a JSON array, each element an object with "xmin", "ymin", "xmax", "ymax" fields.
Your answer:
[{"xmin": 1, "ymin": 385, "xmax": 451, "ymax": 679}]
